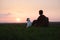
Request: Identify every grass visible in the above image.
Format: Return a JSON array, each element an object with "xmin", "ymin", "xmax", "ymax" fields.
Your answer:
[{"xmin": 0, "ymin": 23, "xmax": 60, "ymax": 40}]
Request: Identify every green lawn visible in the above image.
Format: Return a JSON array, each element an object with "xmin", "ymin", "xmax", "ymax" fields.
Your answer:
[{"xmin": 0, "ymin": 24, "xmax": 60, "ymax": 40}]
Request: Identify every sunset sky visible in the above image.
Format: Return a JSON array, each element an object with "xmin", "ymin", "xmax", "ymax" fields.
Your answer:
[{"xmin": 0, "ymin": 0, "xmax": 60, "ymax": 23}]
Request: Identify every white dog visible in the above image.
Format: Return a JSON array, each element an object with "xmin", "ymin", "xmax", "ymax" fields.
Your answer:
[{"xmin": 26, "ymin": 18, "xmax": 32, "ymax": 28}]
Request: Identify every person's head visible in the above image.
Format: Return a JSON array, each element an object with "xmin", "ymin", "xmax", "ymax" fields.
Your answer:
[{"xmin": 39, "ymin": 10, "xmax": 43, "ymax": 16}]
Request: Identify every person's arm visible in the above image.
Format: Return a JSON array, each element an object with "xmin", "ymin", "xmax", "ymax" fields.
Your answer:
[
  {"xmin": 37, "ymin": 16, "xmax": 42, "ymax": 23},
  {"xmin": 37, "ymin": 16, "xmax": 40, "ymax": 21}
]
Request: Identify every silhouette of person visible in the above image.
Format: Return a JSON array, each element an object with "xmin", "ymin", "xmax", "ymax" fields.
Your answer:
[{"xmin": 32, "ymin": 10, "xmax": 49, "ymax": 27}]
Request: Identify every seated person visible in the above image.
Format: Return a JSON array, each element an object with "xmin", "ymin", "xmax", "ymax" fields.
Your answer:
[{"xmin": 32, "ymin": 10, "xmax": 49, "ymax": 27}]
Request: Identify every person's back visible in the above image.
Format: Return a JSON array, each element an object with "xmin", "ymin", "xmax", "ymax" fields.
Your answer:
[{"xmin": 36, "ymin": 10, "xmax": 49, "ymax": 27}]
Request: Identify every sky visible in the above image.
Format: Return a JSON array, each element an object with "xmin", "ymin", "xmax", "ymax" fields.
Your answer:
[{"xmin": 0, "ymin": 0, "xmax": 60, "ymax": 23}]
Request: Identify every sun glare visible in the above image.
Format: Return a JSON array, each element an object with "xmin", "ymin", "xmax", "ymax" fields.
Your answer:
[{"xmin": 16, "ymin": 18, "xmax": 20, "ymax": 22}]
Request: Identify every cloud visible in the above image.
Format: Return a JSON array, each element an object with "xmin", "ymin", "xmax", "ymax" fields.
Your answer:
[{"xmin": 0, "ymin": 13, "xmax": 11, "ymax": 18}]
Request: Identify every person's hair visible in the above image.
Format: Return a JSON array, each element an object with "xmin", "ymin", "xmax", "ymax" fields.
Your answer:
[{"xmin": 39, "ymin": 10, "xmax": 43, "ymax": 15}]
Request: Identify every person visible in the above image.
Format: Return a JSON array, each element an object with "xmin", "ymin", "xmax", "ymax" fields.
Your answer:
[
  {"xmin": 26, "ymin": 18, "xmax": 32, "ymax": 28},
  {"xmin": 32, "ymin": 20, "xmax": 37, "ymax": 26},
  {"xmin": 32, "ymin": 10, "xmax": 49, "ymax": 27}
]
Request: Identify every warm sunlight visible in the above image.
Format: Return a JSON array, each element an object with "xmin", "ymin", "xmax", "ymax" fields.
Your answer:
[
  {"xmin": 16, "ymin": 18, "xmax": 20, "ymax": 22},
  {"xmin": 0, "ymin": 0, "xmax": 60, "ymax": 23}
]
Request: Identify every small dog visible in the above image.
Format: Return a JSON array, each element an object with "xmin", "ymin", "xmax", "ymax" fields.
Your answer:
[{"xmin": 26, "ymin": 18, "xmax": 32, "ymax": 28}]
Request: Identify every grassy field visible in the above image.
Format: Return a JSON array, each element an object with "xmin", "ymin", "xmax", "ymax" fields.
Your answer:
[{"xmin": 0, "ymin": 22, "xmax": 60, "ymax": 40}]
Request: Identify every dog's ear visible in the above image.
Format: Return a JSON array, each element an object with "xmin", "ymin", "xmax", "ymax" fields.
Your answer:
[
  {"xmin": 26, "ymin": 18, "xmax": 30, "ymax": 21},
  {"xmin": 26, "ymin": 18, "xmax": 28, "ymax": 21}
]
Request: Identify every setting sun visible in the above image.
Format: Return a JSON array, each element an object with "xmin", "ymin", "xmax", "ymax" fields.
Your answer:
[
  {"xmin": 16, "ymin": 18, "xmax": 20, "ymax": 22},
  {"xmin": 0, "ymin": 0, "xmax": 60, "ymax": 23}
]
